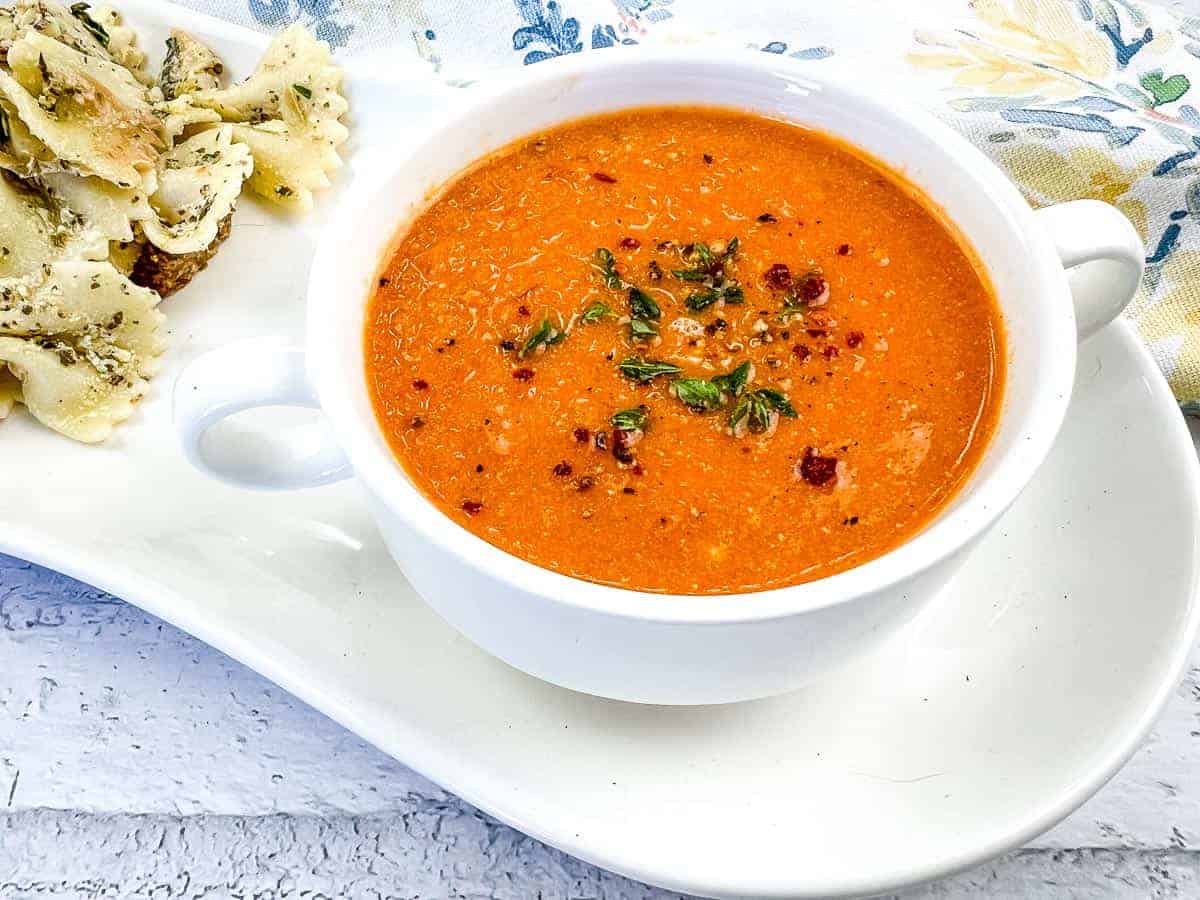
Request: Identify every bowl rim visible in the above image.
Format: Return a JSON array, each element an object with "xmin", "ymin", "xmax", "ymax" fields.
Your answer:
[{"xmin": 307, "ymin": 47, "xmax": 1078, "ymax": 625}]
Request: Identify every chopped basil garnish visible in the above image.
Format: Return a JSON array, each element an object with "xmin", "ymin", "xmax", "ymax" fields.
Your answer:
[
  {"xmin": 628, "ymin": 286, "xmax": 660, "ymax": 321},
  {"xmin": 671, "ymin": 238, "xmax": 739, "ymax": 282},
  {"xmin": 618, "ymin": 356, "xmax": 682, "ymax": 383},
  {"xmin": 629, "ymin": 318, "xmax": 657, "ymax": 341},
  {"xmin": 519, "ymin": 318, "xmax": 565, "ymax": 358},
  {"xmin": 672, "ymin": 378, "xmax": 723, "ymax": 411},
  {"xmin": 711, "ymin": 361, "xmax": 750, "ymax": 398},
  {"xmin": 581, "ymin": 302, "xmax": 612, "ymax": 323},
  {"xmin": 669, "ymin": 362, "xmax": 750, "ymax": 415},
  {"xmin": 593, "ymin": 247, "xmax": 623, "ymax": 290},
  {"xmin": 686, "ymin": 282, "xmax": 744, "ymax": 312},
  {"xmin": 611, "ymin": 407, "xmax": 649, "ymax": 431},
  {"xmin": 292, "ymin": 83, "xmax": 313, "ymax": 99},
  {"xmin": 69, "ymin": 3, "xmax": 109, "ymax": 46},
  {"xmin": 729, "ymin": 388, "xmax": 798, "ymax": 433}
]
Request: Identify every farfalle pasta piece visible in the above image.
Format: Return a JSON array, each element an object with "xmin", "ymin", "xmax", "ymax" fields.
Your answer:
[
  {"xmin": 188, "ymin": 25, "xmax": 347, "ymax": 212},
  {"xmin": 0, "ymin": 30, "xmax": 163, "ymax": 189},
  {"xmin": 158, "ymin": 29, "xmax": 224, "ymax": 100},
  {"xmin": 223, "ymin": 117, "xmax": 342, "ymax": 213},
  {"xmin": 0, "ymin": 6, "xmax": 16, "ymax": 47},
  {"xmin": 0, "ymin": 260, "xmax": 164, "ymax": 441},
  {"xmin": 188, "ymin": 24, "xmax": 345, "ymax": 125},
  {"xmin": 152, "ymin": 95, "xmax": 222, "ymax": 144},
  {"xmin": 140, "ymin": 125, "xmax": 252, "ymax": 255},
  {"xmin": 3, "ymin": 1, "xmax": 144, "ymax": 80},
  {"xmin": 0, "ymin": 367, "xmax": 21, "ymax": 419},
  {"xmin": 39, "ymin": 170, "xmax": 153, "ymax": 244},
  {"xmin": 0, "ymin": 96, "xmax": 67, "ymax": 178},
  {"xmin": 0, "ymin": 171, "xmax": 109, "ymax": 278},
  {"xmin": 92, "ymin": 5, "xmax": 150, "ymax": 84}
]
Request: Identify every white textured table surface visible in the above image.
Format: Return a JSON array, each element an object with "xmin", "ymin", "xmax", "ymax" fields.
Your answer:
[{"xmin": 2, "ymin": 419, "xmax": 1200, "ymax": 898}]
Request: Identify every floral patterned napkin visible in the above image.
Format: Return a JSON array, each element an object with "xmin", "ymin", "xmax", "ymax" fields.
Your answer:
[{"xmin": 175, "ymin": 0, "xmax": 1200, "ymax": 407}]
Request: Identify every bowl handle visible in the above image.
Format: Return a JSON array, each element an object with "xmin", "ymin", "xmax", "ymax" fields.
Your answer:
[
  {"xmin": 173, "ymin": 337, "xmax": 351, "ymax": 490},
  {"xmin": 1034, "ymin": 199, "xmax": 1144, "ymax": 340}
]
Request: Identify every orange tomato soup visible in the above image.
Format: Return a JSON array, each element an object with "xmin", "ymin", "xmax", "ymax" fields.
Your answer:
[{"xmin": 366, "ymin": 108, "xmax": 1004, "ymax": 595}]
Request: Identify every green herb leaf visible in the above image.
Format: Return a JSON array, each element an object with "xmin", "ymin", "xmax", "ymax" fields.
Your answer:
[
  {"xmin": 69, "ymin": 3, "xmax": 109, "ymax": 46},
  {"xmin": 581, "ymin": 302, "xmax": 612, "ymax": 323},
  {"xmin": 611, "ymin": 407, "xmax": 649, "ymax": 431},
  {"xmin": 618, "ymin": 356, "xmax": 682, "ymax": 383},
  {"xmin": 711, "ymin": 361, "xmax": 751, "ymax": 398},
  {"xmin": 685, "ymin": 282, "xmax": 744, "ymax": 312},
  {"xmin": 593, "ymin": 247, "xmax": 623, "ymax": 290},
  {"xmin": 629, "ymin": 318, "xmax": 657, "ymax": 341},
  {"xmin": 755, "ymin": 388, "xmax": 798, "ymax": 418},
  {"xmin": 673, "ymin": 378, "xmax": 723, "ymax": 411},
  {"xmin": 672, "ymin": 237, "xmax": 741, "ymax": 285},
  {"xmin": 628, "ymin": 286, "xmax": 660, "ymax": 321},
  {"xmin": 729, "ymin": 388, "xmax": 798, "ymax": 434},
  {"xmin": 292, "ymin": 83, "xmax": 313, "ymax": 99},
  {"xmin": 519, "ymin": 318, "xmax": 564, "ymax": 358},
  {"xmin": 689, "ymin": 242, "xmax": 714, "ymax": 268}
]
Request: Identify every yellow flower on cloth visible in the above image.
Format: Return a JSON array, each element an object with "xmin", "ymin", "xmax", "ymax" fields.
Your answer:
[
  {"xmin": 992, "ymin": 144, "xmax": 1151, "ymax": 236},
  {"xmin": 907, "ymin": 0, "xmax": 1200, "ymax": 406},
  {"xmin": 1134, "ymin": 251, "xmax": 1200, "ymax": 405},
  {"xmin": 911, "ymin": 0, "xmax": 1113, "ymax": 97}
]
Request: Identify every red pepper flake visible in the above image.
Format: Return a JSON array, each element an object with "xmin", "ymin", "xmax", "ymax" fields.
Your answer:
[
  {"xmin": 704, "ymin": 317, "xmax": 728, "ymax": 336},
  {"xmin": 632, "ymin": 463, "xmax": 644, "ymax": 476},
  {"xmin": 757, "ymin": 213, "xmax": 778, "ymax": 223},
  {"xmin": 378, "ymin": 276, "xmax": 390, "ymax": 287},
  {"xmin": 475, "ymin": 464, "xmax": 484, "ymax": 473},
  {"xmin": 517, "ymin": 305, "xmax": 531, "ymax": 317},
  {"xmin": 553, "ymin": 461, "xmax": 573, "ymax": 477},
  {"xmin": 512, "ymin": 367, "xmax": 535, "ymax": 381},
  {"xmin": 846, "ymin": 330, "xmax": 864, "ymax": 348},
  {"xmin": 622, "ymin": 486, "xmax": 637, "ymax": 495},
  {"xmin": 799, "ymin": 273, "xmax": 829, "ymax": 305},
  {"xmin": 573, "ymin": 427, "xmax": 591, "ymax": 443},
  {"xmin": 824, "ymin": 345, "xmax": 839, "ymax": 359},
  {"xmin": 461, "ymin": 500, "xmax": 483, "ymax": 515},
  {"xmin": 611, "ymin": 427, "xmax": 641, "ymax": 464},
  {"xmin": 619, "ymin": 236, "xmax": 640, "ymax": 250},
  {"xmin": 806, "ymin": 328, "xmax": 827, "ymax": 338},
  {"xmin": 837, "ymin": 243, "xmax": 852, "ymax": 256},
  {"xmin": 499, "ymin": 339, "xmax": 517, "ymax": 352},
  {"xmin": 592, "ymin": 172, "xmax": 617, "ymax": 183},
  {"xmin": 792, "ymin": 343, "xmax": 812, "ymax": 361},
  {"xmin": 575, "ymin": 475, "xmax": 596, "ymax": 492},
  {"xmin": 412, "ymin": 378, "xmax": 429, "ymax": 390},
  {"xmin": 702, "ymin": 153, "xmax": 714, "ymax": 165},
  {"xmin": 411, "ymin": 416, "xmax": 425, "ymax": 429},
  {"xmin": 764, "ymin": 263, "xmax": 792, "ymax": 290},
  {"xmin": 798, "ymin": 447, "xmax": 838, "ymax": 487}
]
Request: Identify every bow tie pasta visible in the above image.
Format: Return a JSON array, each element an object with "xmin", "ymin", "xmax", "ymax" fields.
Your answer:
[
  {"xmin": 0, "ymin": 2, "xmax": 349, "ymax": 442},
  {"xmin": 0, "ymin": 261, "xmax": 164, "ymax": 442}
]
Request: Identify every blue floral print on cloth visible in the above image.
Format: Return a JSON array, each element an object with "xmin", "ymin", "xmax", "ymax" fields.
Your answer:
[{"xmin": 167, "ymin": 0, "xmax": 1200, "ymax": 406}]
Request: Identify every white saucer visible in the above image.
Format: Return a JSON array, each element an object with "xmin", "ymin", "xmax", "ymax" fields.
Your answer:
[{"xmin": 6, "ymin": 5, "xmax": 1200, "ymax": 897}]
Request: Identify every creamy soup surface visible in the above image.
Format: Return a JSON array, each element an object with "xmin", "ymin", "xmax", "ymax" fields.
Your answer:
[{"xmin": 365, "ymin": 107, "xmax": 1004, "ymax": 595}]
